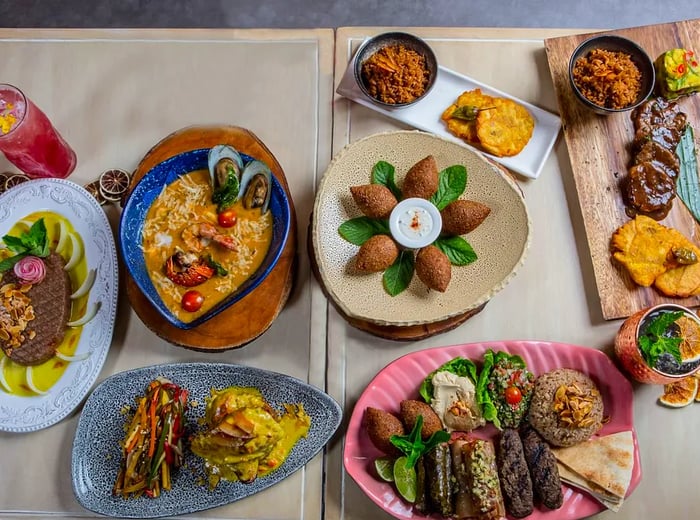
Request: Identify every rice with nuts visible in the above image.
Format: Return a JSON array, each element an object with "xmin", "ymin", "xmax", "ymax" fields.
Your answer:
[
  {"xmin": 572, "ymin": 48, "xmax": 642, "ymax": 109},
  {"xmin": 527, "ymin": 368, "xmax": 604, "ymax": 447}
]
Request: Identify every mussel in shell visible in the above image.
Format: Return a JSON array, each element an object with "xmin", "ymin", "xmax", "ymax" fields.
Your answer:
[
  {"xmin": 208, "ymin": 145, "xmax": 244, "ymax": 198},
  {"xmin": 239, "ymin": 160, "xmax": 272, "ymax": 214}
]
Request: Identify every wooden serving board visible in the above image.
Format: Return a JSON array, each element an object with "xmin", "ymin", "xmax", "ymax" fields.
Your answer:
[
  {"xmin": 123, "ymin": 126, "xmax": 297, "ymax": 351},
  {"xmin": 306, "ymin": 215, "xmax": 486, "ymax": 341},
  {"xmin": 545, "ymin": 19, "xmax": 700, "ymax": 320}
]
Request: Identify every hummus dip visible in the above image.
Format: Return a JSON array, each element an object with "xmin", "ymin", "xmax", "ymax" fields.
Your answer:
[{"xmin": 430, "ymin": 370, "xmax": 485, "ymax": 432}]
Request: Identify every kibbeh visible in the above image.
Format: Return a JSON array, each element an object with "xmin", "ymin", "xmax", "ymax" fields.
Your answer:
[
  {"xmin": 399, "ymin": 399, "xmax": 443, "ymax": 439},
  {"xmin": 402, "ymin": 155, "xmax": 439, "ymax": 200},
  {"xmin": 415, "ymin": 245, "xmax": 451, "ymax": 292},
  {"xmin": 355, "ymin": 234, "xmax": 399, "ymax": 272},
  {"xmin": 440, "ymin": 199, "xmax": 491, "ymax": 236},
  {"xmin": 350, "ymin": 184, "xmax": 398, "ymax": 219},
  {"xmin": 364, "ymin": 407, "xmax": 405, "ymax": 456}
]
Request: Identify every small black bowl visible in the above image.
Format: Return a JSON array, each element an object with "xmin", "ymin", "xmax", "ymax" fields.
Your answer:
[
  {"xmin": 353, "ymin": 32, "xmax": 438, "ymax": 109},
  {"xmin": 568, "ymin": 34, "xmax": 655, "ymax": 115}
]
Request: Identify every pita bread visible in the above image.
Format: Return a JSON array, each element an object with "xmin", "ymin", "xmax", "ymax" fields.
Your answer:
[
  {"xmin": 557, "ymin": 462, "xmax": 624, "ymax": 512},
  {"xmin": 551, "ymin": 431, "xmax": 635, "ymax": 510}
]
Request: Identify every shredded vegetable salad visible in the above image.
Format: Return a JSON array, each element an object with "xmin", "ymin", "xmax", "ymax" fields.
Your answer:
[{"xmin": 113, "ymin": 377, "xmax": 188, "ymax": 498}]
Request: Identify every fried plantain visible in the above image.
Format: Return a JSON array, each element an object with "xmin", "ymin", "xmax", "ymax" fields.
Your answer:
[
  {"xmin": 441, "ymin": 89, "xmax": 496, "ymax": 144},
  {"xmin": 476, "ymin": 97, "xmax": 535, "ymax": 157},
  {"xmin": 611, "ymin": 215, "xmax": 700, "ymax": 288}
]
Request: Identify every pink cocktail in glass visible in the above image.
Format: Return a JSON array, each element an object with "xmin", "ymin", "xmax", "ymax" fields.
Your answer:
[{"xmin": 0, "ymin": 84, "xmax": 77, "ymax": 179}]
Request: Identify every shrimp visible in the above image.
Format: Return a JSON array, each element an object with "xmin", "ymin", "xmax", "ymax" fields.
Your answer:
[
  {"xmin": 164, "ymin": 251, "xmax": 215, "ymax": 287},
  {"xmin": 181, "ymin": 222, "xmax": 239, "ymax": 252}
]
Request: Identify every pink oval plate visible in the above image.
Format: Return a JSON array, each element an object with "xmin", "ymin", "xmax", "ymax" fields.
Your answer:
[{"xmin": 344, "ymin": 340, "xmax": 641, "ymax": 520}]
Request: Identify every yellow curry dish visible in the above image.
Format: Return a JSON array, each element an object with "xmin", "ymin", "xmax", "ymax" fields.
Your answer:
[
  {"xmin": 141, "ymin": 145, "xmax": 273, "ymax": 323},
  {"xmin": 190, "ymin": 386, "xmax": 311, "ymax": 488}
]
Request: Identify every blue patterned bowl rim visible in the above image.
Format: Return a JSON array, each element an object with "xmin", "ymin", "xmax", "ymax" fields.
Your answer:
[{"xmin": 118, "ymin": 148, "xmax": 291, "ymax": 330}]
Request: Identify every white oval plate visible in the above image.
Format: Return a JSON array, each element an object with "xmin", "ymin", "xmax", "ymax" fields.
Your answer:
[{"xmin": 0, "ymin": 179, "xmax": 118, "ymax": 432}]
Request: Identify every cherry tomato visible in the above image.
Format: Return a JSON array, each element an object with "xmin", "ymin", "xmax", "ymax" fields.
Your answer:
[
  {"xmin": 181, "ymin": 290, "xmax": 204, "ymax": 312},
  {"xmin": 217, "ymin": 209, "xmax": 237, "ymax": 228},
  {"xmin": 504, "ymin": 386, "xmax": 522, "ymax": 405}
]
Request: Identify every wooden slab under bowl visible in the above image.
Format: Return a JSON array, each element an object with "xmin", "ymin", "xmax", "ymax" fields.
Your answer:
[
  {"xmin": 306, "ymin": 217, "xmax": 486, "ymax": 341},
  {"xmin": 545, "ymin": 19, "xmax": 700, "ymax": 320},
  {"xmin": 123, "ymin": 126, "xmax": 297, "ymax": 351}
]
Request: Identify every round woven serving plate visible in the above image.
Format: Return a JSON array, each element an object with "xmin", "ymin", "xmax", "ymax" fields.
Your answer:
[{"xmin": 311, "ymin": 130, "xmax": 531, "ymax": 327}]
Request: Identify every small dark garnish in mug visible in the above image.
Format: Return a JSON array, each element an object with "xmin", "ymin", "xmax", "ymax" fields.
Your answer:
[{"xmin": 638, "ymin": 310, "xmax": 683, "ymax": 366}]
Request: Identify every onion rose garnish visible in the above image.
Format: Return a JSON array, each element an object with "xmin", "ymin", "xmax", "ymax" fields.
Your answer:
[{"xmin": 13, "ymin": 255, "xmax": 46, "ymax": 285}]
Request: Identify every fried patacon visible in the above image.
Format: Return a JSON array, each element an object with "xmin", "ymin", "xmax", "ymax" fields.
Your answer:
[
  {"xmin": 611, "ymin": 215, "xmax": 699, "ymax": 287},
  {"xmin": 476, "ymin": 97, "xmax": 535, "ymax": 157},
  {"xmin": 654, "ymin": 261, "xmax": 700, "ymax": 297},
  {"xmin": 441, "ymin": 89, "xmax": 495, "ymax": 144}
]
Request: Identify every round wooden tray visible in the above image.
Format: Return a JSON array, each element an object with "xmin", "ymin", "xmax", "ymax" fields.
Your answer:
[
  {"xmin": 307, "ymin": 217, "xmax": 486, "ymax": 341},
  {"xmin": 124, "ymin": 125, "xmax": 297, "ymax": 351}
]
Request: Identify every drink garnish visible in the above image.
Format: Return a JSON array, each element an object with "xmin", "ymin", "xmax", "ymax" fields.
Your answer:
[{"xmin": 0, "ymin": 101, "xmax": 17, "ymax": 135}]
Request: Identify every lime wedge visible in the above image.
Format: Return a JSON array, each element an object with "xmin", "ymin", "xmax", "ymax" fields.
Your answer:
[
  {"xmin": 393, "ymin": 456, "xmax": 417, "ymax": 503},
  {"xmin": 374, "ymin": 457, "xmax": 395, "ymax": 482}
]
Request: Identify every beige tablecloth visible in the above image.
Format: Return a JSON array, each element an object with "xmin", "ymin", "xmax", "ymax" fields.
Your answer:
[{"xmin": 0, "ymin": 26, "xmax": 693, "ymax": 520}]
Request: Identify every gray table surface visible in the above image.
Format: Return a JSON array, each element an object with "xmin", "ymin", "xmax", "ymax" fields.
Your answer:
[{"xmin": 1, "ymin": 0, "xmax": 697, "ymax": 29}]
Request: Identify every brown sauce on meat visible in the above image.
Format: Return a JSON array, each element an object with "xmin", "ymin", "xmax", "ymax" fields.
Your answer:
[{"xmin": 624, "ymin": 97, "xmax": 686, "ymax": 219}]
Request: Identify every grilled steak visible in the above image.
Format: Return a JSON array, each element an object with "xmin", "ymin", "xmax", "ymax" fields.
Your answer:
[
  {"xmin": 0, "ymin": 253, "xmax": 71, "ymax": 365},
  {"xmin": 497, "ymin": 428, "xmax": 534, "ymax": 518},
  {"xmin": 520, "ymin": 424, "xmax": 563, "ymax": 510}
]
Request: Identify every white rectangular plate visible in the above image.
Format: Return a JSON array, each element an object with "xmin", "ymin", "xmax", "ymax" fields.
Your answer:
[{"xmin": 337, "ymin": 58, "xmax": 562, "ymax": 179}]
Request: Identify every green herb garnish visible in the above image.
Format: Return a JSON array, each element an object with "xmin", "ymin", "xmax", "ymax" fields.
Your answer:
[
  {"xmin": 338, "ymin": 217, "xmax": 391, "ymax": 245},
  {"xmin": 338, "ymin": 160, "xmax": 475, "ymax": 296},
  {"xmin": 450, "ymin": 105, "xmax": 496, "ymax": 122},
  {"xmin": 430, "ymin": 165, "xmax": 467, "ymax": 211},
  {"xmin": 211, "ymin": 165, "xmax": 240, "ymax": 212},
  {"xmin": 638, "ymin": 310, "xmax": 684, "ymax": 366},
  {"xmin": 419, "ymin": 357, "xmax": 478, "ymax": 403},
  {"xmin": 434, "ymin": 236, "xmax": 477, "ymax": 266},
  {"xmin": 382, "ymin": 250, "xmax": 415, "ymax": 296},
  {"xmin": 0, "ymin": 218, "xmax": 50, "ymax": 272},
  {"xmin": 371, "ymin": 160, "xmax": 402, "ymax": 200},
  {"xmin": 389, "ymin": 415, "xmax": 450, "ymax": 468},
  {"xmin": 475, "ymin": 350, "xmax": 527, "ymax": 430},
  {"xmin": 205, "ymin": 255, "xmax": 228, "ymax": 277},
  {"xmin": 676, "ymin": 125, "xmax": 700, "ymax": 223}
]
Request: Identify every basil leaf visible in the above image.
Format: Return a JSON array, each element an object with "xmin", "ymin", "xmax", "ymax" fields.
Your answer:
[
  {"xmin": 1, "ymin": 235, "xmax": 28, "ymax": 254},
  {"xmin": 430, "ymin": 165, "xmax": 467, "ymax": 210},
  {"xmin": 383, "ymin": 250, "xmax": 415, "ymax": 296},
  {"xmin": 434, "ymin": 236, "xmax": 477, "ymax": 266},
  {"xmin": 24, "ymin": 218, "xmax": 48, "ymax": 253},
  {"xmin": 371, "ymin": 160, "xmax": 402, "ymax": 200},
  {"xmin": 0, "ymin": 252, "xmax": 28, "ymax": 273},
  {"xmin": 390, "ymin": 415, "xmax": 450, "ymax": 468},
  {"xmin": 676, "ymin": 125, "xmax": 700, "ymax": 223},
  {"xmin": 338, "ymin": 217, "xmax": 390, "ymax": 245}
]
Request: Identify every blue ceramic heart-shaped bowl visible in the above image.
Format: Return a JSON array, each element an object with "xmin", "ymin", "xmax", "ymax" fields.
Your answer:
[{"xmin": 119, "ymin": 148, "xmax": 291, "ymax": 330}]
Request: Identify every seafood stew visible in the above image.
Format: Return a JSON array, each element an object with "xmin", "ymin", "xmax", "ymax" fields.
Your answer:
[{"xmin": 120, "ymin": 148, "xmax": 290, "ymax": 329}]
